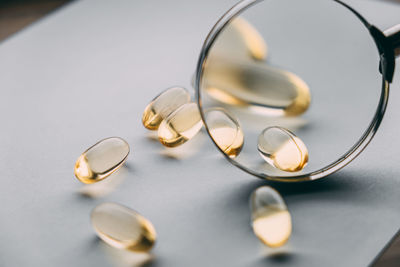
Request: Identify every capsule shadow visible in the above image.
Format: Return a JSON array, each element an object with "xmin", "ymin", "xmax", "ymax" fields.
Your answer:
[
  {"xmin": 95, "ymin": 237, "xmax": 157, "ymax": 267},
  {"xmin": 260, "ymin": 249, "xmax": 298, "ymax": 264},
  {"xmin": 77, "ymin": 166, "xmax": 128, "ymax": 199},
  {"xmin": 145, "ymin": 131, "xmax": 159, "ymax": 143},
  {"xmin": 158, "ymin": 131, "xmax": 206, "ymax": 160}
]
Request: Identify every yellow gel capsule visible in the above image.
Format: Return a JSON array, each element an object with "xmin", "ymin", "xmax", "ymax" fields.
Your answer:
[
  {"xmin": 142, "ymin": 86, "xmax": 191, "ymax": 130},
  {"xmin": 257, "ymin": 127, "xmax": 308, "ymax": 172},
  {"xmin": 212, "ymin": 16, "xmax": 268, "ymax": 61},
  {"xmin": 205, "ymin": 108, "xmax": 244, "ymax": 158},
  {"xmin": 203, "ymin": 59, "xmax": 311, "ymax": 116},
  {"xmin": 74, "ymin": 137, "xmax": 129, "ymax": 184},
  {"xmin": 91, "ymin": 202, "xmax": 156, "ymax": 252},
  {"xmin": 250, "ymin": 186, "xmax": 292, "ymax": 248},
  {"xmin": 158, "ymin": 102, "xmax": 202, "ymax": 147}
]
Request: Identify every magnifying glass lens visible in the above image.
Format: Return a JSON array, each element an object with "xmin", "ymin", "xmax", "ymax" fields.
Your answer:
[{"xmin": 198, "ymin": 0, "xmax": 384, "ymax": 180}]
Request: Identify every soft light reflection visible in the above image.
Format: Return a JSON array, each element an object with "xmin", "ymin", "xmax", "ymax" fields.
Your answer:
[{"xmin": 248, "ymin": 105, "xmax": 285, "ymax": 117}]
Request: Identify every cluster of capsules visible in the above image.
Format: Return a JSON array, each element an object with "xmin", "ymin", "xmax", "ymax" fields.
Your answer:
[
  {"xmin": 201, "ymin": 17, "xmax": 311, "ymax": 173},
  {"xmin": 72, "ymin": 103, "xmax": 293, "ymax": 255},
  {"xmin": 142, "ymin": 85, "xmax": 245, "ymax": 160},
  {"xmin": 140, "ymin": 18, "xmax": 310, "ymax": 173},
  {"xmin": 142, "ymin": 86, "xmax": 202, "ymax": 147},
  {"xmin": 71, "ymin": 16, "xmax": 309, "ymax": 258},
  {"xmin": 142, "ymin": 85, "xmax": 309, "ymax": 173},
  {"xmin": 141, "ymin": 86, "xmax": 292, "ymax": 248}
]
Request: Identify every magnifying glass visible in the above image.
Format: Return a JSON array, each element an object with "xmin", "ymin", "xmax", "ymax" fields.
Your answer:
[{"xmin": 195, "ymin": 0, "xmax": 400, "ymax": 182}]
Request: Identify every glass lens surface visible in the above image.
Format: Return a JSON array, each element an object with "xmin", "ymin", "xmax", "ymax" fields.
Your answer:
[{"xmin": 198, "ymin": 0, "xmax": 383, "ymax": 179}]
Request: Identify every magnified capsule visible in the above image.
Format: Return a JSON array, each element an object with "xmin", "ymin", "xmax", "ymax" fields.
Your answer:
[
  {"xmin": 250, "ymin": 186, "xmax": 292, "ymax": 248},
  {"xmin": 257, "ymin": 127, "xmax": 308, "ymax": 172},
  {"xmin": 203, "ymin": 60, "xmax": 311, "ymax": 116},
  {"xmin": 142, "ymin": 86, "xmax": 191, "ymax": 130},
  {"xmin": 158, "ymin": 102, "xmax": 202, "ymax": 147},
  {"xmin": 91, "ymin": 202, "xmax": 156, "ymax": 252},
  {"xmin": 205, "ymin": 108, "xmax": 244, "ymax": 158},
  {"xmin": 212, "ymin": 16, "xmax": 268, "ymax": 61},
  {"xmin": 74, "ymin": 137, "xmax": 129, "ymax": 184}
]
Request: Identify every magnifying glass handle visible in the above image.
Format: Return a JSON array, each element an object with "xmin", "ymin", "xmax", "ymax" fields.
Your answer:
[{"xmin": 384, "ymin": 24, "xmax": 400, "ymax": 59}]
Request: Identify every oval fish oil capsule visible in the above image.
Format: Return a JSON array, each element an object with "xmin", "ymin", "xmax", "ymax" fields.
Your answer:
[
  {"xmin": 142, "ymin": 87, "xmax": 191, "ymax": 130},
  {"xmin": 91, "ymin": 202, "xmax": 156, "ymax": 252},
  {"xmin": 250, "ymin": 186, "xmax": 292, "ymax": 248},
  {"xmin": 74, "ymin": 137, "xmax": 129, "ymax": 184},
  {"xmin": 257, "ymin": 127, "xmax": 308, "ymax": 172},
  {"xmin": 158, "ymin": 102, "xmax": 203, "ymax": 147},
  {"xmin": 203, "ymin": 60, "xmax": 311, "ymax": 116},
  {"xmin": 205, "ymin": 108, "xmax": 244, "ymax": 158}
]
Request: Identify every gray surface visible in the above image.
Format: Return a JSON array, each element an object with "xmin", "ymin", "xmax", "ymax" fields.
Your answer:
[{"xmin": 0, "ymin": 0, "xmax": 399, "ymax": 266}]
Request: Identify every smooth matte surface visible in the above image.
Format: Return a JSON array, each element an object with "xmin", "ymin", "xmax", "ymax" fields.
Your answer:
[{"xmin": 0, "ymin": 0, "xmax": 399, "ymax": 266}]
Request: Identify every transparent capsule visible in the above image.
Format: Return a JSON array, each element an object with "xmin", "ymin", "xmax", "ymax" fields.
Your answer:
[
  {"xmin": 91, "ymin": 202, "xmax": 156, "ymax": 252},
  {"xmin": 158, "ymin": 102, "xmax": 202, "ymax": 147},
  {"xmin": 212, "ymin": 16, "xmax": 268, "ymax": 61},
  {"xmin": 205, "ymin": 108, "xmax": 244, "ymax": 158},
  {"xmin": 250, "ymin": 186, "xmax": 292, "ymax": 248},
  {"xmin": 203, "ymin": 59, "xmax": 311, "ymax": 116},
  {"xmin": 257, "ymin": 127, "xmax": 308, "ymax": 172},
  {"xmin": 74, "ymin": 137, "xmax": 129, "ymax": 184},
  {"xmin": 142, "ymin": 87, "xmax": 191, "ymax": 130}
]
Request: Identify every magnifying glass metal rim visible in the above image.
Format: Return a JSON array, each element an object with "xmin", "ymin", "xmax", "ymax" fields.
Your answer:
[{"xmin": 195, "ymin": 0, "xmax": 397, "ymax": 182}]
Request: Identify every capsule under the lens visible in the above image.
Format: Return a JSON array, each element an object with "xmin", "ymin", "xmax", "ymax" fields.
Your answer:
[
  {"xmin": 250, "ymin": 186, "xmax": 292, "ymax": 248},
  {"xmin": 74, "ymin": 137, "xmax": 129, "ymax": 184},
  {"xmin": 212, "ymin": 17, "xmax": 268, "ymax": 61},
  {"xmin": 158, "ymin": 102, "xmax": 203, "ymax": 147},
  {"xmin": 203, "ymin": 59, "xmax": 311, "ymax": 116},
  {"xmin": 91, "ymin": 202, "xmax": 156, "ymax": 252},
  {"xmin": 205, "ymin": 108, "xmax": 244, "ymax": 158},
  {"xmin": 142, "ymin": 87, "xmax": 191, "ymax": 130},
  {"xmin": 257, "ymin": 127, "xmax": 308, "ymax": 172}
]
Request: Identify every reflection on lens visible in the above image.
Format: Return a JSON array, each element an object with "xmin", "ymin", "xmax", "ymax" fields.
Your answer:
[
  {"xmin": 203, "ymin": 59, "xmax": 311, "ymax": 116},
  {"xmin": 257, "ymin": 127, "xmax": 308, "ymax": 172},
  {"xmin": 205, "ymin": 108, "xmax": 244, "ymax": 158},
  {"xmin": 212, "ymin": 17, "xmax": 268, "ymax": 61},
  {"xmin": 198, "ymin": 0, "xmax": 383, "ymax": 180}
]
